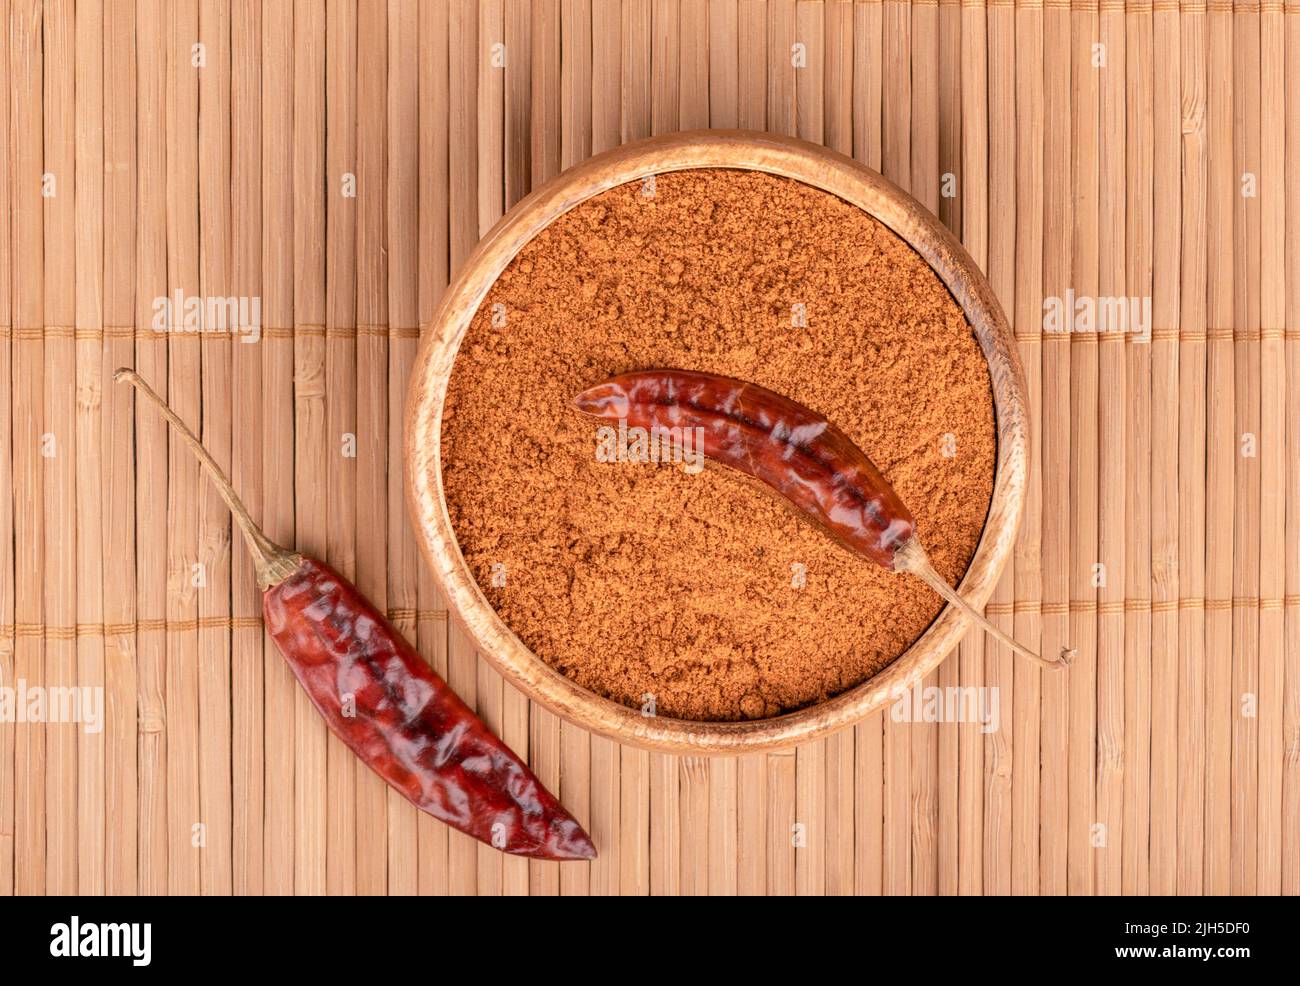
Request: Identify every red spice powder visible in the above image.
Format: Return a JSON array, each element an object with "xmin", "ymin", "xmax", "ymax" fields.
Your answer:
[{"xmin": 441, "ymin": 169, "xmax": 996, "ymax": 722}]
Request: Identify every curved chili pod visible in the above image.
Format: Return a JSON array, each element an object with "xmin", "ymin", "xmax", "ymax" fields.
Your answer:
[
  {"xmin": 265, "ymin": 558, "xmax": 596, "ymax": 860},
  {"xmin": 574, "ymin": 368, "xmax": 915, "ymax": 569},
  {"xmin": 574, "ymin": 368, "xmax": 1066, "ymax": 671},
  {"xmin": 116, "ymin": 368, "xmax": 597, "ymax": 861}
]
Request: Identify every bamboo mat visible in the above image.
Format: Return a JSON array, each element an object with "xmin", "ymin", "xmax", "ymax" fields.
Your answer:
[{"xmin": 0, "ymin": 0, "xmax": 1296, "ymax": 897}]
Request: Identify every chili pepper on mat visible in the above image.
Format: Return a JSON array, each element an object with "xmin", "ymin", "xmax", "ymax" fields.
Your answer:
[
  {"xmin": 117, "ymin": 368, "xmax": 596, "ymax": 861},
  {"xmin": 574, "ymin": 368, "xmax": 1068, "ymax": 672}
]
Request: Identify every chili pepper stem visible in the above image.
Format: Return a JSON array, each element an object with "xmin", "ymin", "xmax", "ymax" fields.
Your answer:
[
  {"xmin": 894, "ymin": 538, "xmax": 1068, "ymax": 671},
  {"xmin": 114, "ymin": 367, "xmax": 303, "ymax": 590}
]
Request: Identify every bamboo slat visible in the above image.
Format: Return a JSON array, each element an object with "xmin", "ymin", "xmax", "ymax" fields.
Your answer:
[
  {"xmin": 986, "ymin": 0, "xmax": 1015, "ymax": 898},
  {"xmin": 385, "ymin": 0, "xmax": 421, "ymax": 898},
  {"xmin": 1011, "ymin": 0, "xmax": 1044, "ymax": 897},
  {"xmin": 196, "ymin": 0, "xmax": 233, "ymax": 897},
  {"xmin": 1204, "ymin": 0, "xmax": 1234, "ymax": 896},
  {"xmin": 73, "ymin": 0, "xmax": 105, "ymax": 897},
  {"xmin": 708, "ymin": 0, "xmax": 738, "ymax": 127},
  {"xmin": 44, "ymin": 0, "xmax": 77, "ymax": 898},
  {"xmin": 229, "ymin": 0, "xmax": 261, "ymax": 897},
  {"xmin": 0, "ymin": 0, "xmax": 15, "ymax": 899},
  {"xmin": 1282, "ymin": 0, "xmax": 1300, "ymax": 898},
  {"xmin": 768, "ymin": 0, "xmax": 796, "ymax": 135},
  {"xmin": 1123, "ymin": 0, "xmax": 1153, "ymax": 897},
  {"xmin": 1177, "ymin": 0, "xmax": 1208, "ymax": 896},
  {"xmin": 324, "ymin": 0, "xmax": 358, "ymax": 898},
  {"xmin": 291, "ymin": 0, "xmax": 327, "ymax": 897},
  {"xmin": 1149, "ymin": 0, "xmax": 1179, "ymax": 897},
  {"xmin": 103, "ymin": 0, "xmax": 141, "ymax": 897},
  {"xmin": 1068, "ymin": 0, "xmax": 1100, "ymax": 899},
  {"xmin": 379, "ymin": 0, "xmax": 418, "ymax": 905},
  {"xmin": 1257, "ymin": 0, "xmax": 1285, "ymax": 897},
  {"xmin": 163, "ymin": 0, "xmax": 201, "ymax": 897},
  {"xmin": 261, "ymin": 0, "xmax": 297, "ymax": 898},
  {"xmin": 355, "ymin": 0, "xmax": 392, "ymax": 896},
  {"xmin": 1096, "ymin": 0, "xmax": 1126, "ymax": 897},
  {"xmin": 652, "ymin": 0, "xmax": 680, "ymax": 134},
  {"xmin": 1230, "ymin": 0, "xmax": 1261, "ymax": 896},
  {"xmin": 738, "ymin": 0, "xmax": 766, "ymax": 129},
  {"xmin": 1038, "ymin": 0, "xmax": 1071, "ymax": 898},
  {"xmin": 133, "ymin": 0, "xmax": 167, "ymax": 896}
]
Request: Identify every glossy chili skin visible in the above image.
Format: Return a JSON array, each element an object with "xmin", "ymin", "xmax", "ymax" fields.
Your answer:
[
  {"xmin": 264, "ymin": 557, "xmax": 596, "ymax": 861},
  {"xmin": 575, "ymin": 369, "xmax": 915, "ymax": 570}
]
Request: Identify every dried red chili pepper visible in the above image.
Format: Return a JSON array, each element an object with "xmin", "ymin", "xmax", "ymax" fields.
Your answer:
[
  {"xmin": 117, "ymin": 368, "xmax": 596, "ymax": 861},
  {"xmin": 575, "ymin": 368, "xmax": 1067, "ymax": 671}
]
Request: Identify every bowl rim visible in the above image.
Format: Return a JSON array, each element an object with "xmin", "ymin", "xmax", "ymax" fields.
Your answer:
[{"xmin": 404, "ymin": 130, "xmax": 1029, "ymax": 755}]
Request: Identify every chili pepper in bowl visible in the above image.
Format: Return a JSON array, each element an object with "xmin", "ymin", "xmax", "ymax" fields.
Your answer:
[
  {"xmin": 574, "ymin": 368, "xmax": 1068, "ymax": 671},
  {"xmin": 117, "ymin": 368, "xmax": 596, "ymax": 861}
]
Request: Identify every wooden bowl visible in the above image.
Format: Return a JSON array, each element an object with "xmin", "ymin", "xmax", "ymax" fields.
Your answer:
[{"xmin": 405, "ymin": 131, "xmax": 1028, "ymax": 755}]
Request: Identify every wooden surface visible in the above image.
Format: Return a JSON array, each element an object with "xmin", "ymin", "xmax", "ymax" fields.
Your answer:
[{"xmin": 0, "ymin": 0, "xmax": 1296, "ymax": 896}]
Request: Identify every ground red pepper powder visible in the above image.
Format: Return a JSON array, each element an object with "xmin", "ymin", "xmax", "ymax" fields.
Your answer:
[{"xmin": 441, "ymin": 169, "xmax": 996, "ymax": 722}]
